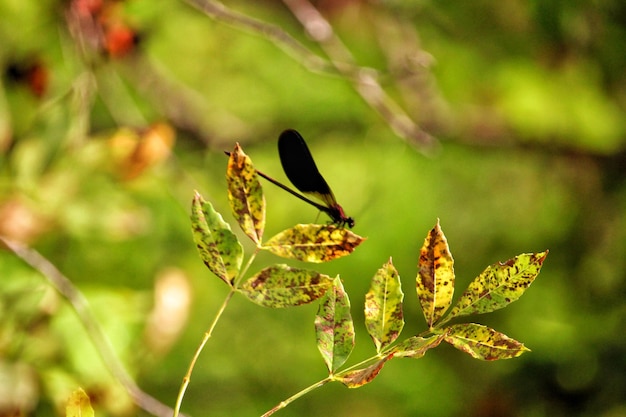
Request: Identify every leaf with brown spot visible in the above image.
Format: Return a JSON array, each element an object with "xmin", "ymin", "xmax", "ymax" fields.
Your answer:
[
  {"xmin": 262, "ymin": 224, "xmax": 365, "ymax": 263},
  {"xmin": 364, "ymin": 258, "xmax": 404, "ymax": 353},
  {"xmin": 444, "ymin": 323, "xmax": 530, "ymax": 360},
  {"xmin": 447, "ymin": 251, "xmax": 548, "ymax": 320},
  {"xmin": 226, "ymin": 144, "xmax": 265, "ymax": 244},
  {"xmin": 66, "ymin": 388, "xmax": 94, "ymax": 417},
  {"xmin": 315, "ymin": 277, "xmax": 354, "ymax": 372},
  {"xmin": 336, "ymin": 354, "xmax": 393, "ymax": 388},
  {"xmin": 191, "ymin": 192, "xmax": 243, "ymax": 285},
  {"xmin": 416, "ymin": 219, "xmax": 455, "ymax": 327},
  {"xmin": 391, "ymin": 333, "xmax": 447, "ymax": 359},
  {"xmin": 239, "ymin": 264, "xmax": 333, "ymax": 308}
]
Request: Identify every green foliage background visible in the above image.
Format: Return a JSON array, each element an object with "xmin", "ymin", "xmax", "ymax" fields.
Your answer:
[{"xmin": 1, "ymin": 0, "xmax": 625, "ymax": 416}]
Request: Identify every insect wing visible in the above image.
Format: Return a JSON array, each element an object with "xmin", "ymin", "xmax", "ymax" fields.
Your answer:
[{"xmin": 278, "ymin": 129, "xmax": 337, "ymax": 207}]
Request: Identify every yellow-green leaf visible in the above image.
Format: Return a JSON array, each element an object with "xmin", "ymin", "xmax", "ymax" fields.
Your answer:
[
  {"xmin": 391, "ymin": 333, "xmax": 446, "ymax": 359},
  {"xmin": 416, "ymin": 219, "xmax": 455, "ymax": 327},
  {"xmin": 444, "ymin": 323, "xmax": 530, "ymax": 360},
  {"xmin": 191, "ymin": 192, "xmax": 243, "ymax": 285},
  {"xmin": 262, "ymin": 224, "xmax": 365, "ymax": 263},
  {"xmin": 447, "ymin": 251, "xmax": 548, "ymax": 319},
  {"xmin": 226, "ymin": 144, "xmax": 265, "ymax": 244},
  {"xmin": 239, "ymin": 264, "xmax": 333, "ymax": 307},
  {"xmin": 66, "ymin": 388, "xmax": 94, "ymax": 417},
  {"xmin": 315, "ymin": 277, "xmax": 355, "ymax": 372},
  {"xmin": 364, "ymin": 258, "xmax": 404, "ymax": 353},
  {"xmin": 335, "ymin": 355, "xmax": 393, "ymax": 388}
]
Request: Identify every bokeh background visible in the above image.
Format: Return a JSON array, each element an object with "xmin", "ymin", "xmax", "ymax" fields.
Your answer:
[{"xmin": 1, "ymin": 0, "xmax": 625, "ymax": 416}]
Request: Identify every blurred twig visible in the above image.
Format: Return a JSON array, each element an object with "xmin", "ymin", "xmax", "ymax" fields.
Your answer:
[
  {"xmin": 0, "ymin": 236, "xmax": 183, "ymax": 417},
  {"xmin": 372, "ymin": 13, "xmax": 450, "ymax": 137},
  {"xmin": 183, "ymin": 0, "xmax": 438, "ymax": 153},
  {"xmin": 183, "ymin": 0, "xmax": 336, "ymax": 74},
  {"xmin": 282, "ymin": 0, "xmax": 436, "ymax": 151}
]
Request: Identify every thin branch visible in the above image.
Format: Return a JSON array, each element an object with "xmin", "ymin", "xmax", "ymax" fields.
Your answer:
[
  {"xmin": 183, "ymin": 0, "xmax": 335, "ymax": 75},
  {"xmin": 281, "ymin": 0, "xmax": 437, "ymax": 152},
  {"xmin": 173, "ymin": 289, "xmax": 236, "ymax": 417},
  {"xmin": 173, "ymin": 248, "xmax": 260, "ymax": 416},
  {"xmin": 183, "ymin": 0, "xmax": 437, "ymax": 153},
  {"xmin": 0, "ymin": 236, "xmax": 181, "ymax": 417},
  {"xmin": 261, "ymin": 377, "xmax": 331, "ymax": 417}
]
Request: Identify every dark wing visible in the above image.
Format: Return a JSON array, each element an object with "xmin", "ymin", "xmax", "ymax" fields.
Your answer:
[{"xmin": 278, "ymin": 129, "xmax": 337, "ymax": 207}]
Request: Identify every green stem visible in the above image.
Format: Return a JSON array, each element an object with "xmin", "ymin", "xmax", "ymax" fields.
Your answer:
[
  {"xmin": 261, "ymin": 377, "xmax": 332, "ymax": 417},
  {"xmin": 173, "ymin": 249, "xmax": 259, "ymax": 416},
  {"xmin": 234, "ymin": 247, "xmax": 260, "ymax": 287},
  {"xmin": 173, "ymin": 288, "xmax": 235, "ymax": 417}
]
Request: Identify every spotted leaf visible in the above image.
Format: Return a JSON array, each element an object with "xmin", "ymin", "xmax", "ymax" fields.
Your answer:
[
  {"xmin": 364, "ymin": 258, "xmax": 404, "ymax": 353},
  {"xmin": 239, "ymin": 264, "xmax": 333, "ymax": 308},
  {"xmin": 315, "ymin": 277, "xmax": 354, "ymax": 372},
  {"xmin": 416, "ymin": 219, "xmax": 455, "ymax": 328},
  {"xmin": 447, "ymin": 251, "xmax": 548, "ymax": 319},
  {"xmin": 226, "ymin": 144, "xmax": 265, "ymax": 244},
  {"xmin": 191, "ymin": 192, "xmax": 243, "ymax": 285},
  {"xmin": 335, "ymin": 354, "xmax": 393, "ymax": 388},
  {"xmin": 391, "ymin": 333, "xmax": 447, "ymax": 359},
  {"xmin": 262, "ymin": 224, "xmax": 364, "ymax": 263},
  {"xmin": 444, "ymin": 323, "xmax": 530, "ymax": 360},
  {"xmin": 66, "ymin": 388, "xmax": 94, "ymax": 417}
]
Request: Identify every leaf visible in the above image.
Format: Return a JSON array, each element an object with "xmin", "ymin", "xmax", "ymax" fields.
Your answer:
[
  {"xmin": 447, "ymin": 251, "xmax": 548, "ymax": 319},
  {"xmin": 315, "ymin": 277, "xmax": 355, "ymax": 372},
  {"xmin": 391, "ymin": 333, "xmax": 447, "ymax": 359},
  {"xmin": 262, "ymin": 224, "xmax": 365, "ymax": 263},
  {"xmin": 416, "ymin": 219, "xmax": 455, "ymax": 328},
  {"xmin": 364, "ymin": 258, "xmax": 404, "ymax": 353},
  {"xmin": 66, "ymin": 388, "xmax": 94, "ymax": 417},
  {"xmin": 226, "ymin": 144, "xmax": 265, "ymax": 244},
  {"xmin": 239, "ymin": 264, "xmax": 333, "ymax": 308},
  {"xmin": 444, "ymin": 323, "xmax": 530, "ymax": 360},
  {"xmin": 336, "ymin": 355, "xmax": 393, "ymax": 388},
  {"xmin": 191, "ymin": 192, "xmax": 243, "ymax": 285}
]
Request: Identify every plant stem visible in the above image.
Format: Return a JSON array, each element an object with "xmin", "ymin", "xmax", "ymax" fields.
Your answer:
[
  {"xmin": 234, "ymin": 247, "xmax": 260, "ymax": 287},
  {"xmin": 173, "ymin": 249, "xmax": 258, "ymax": 416},
  {"xmin": 261, "ymin": 377, "xmax": 332, "ymax": 417},
  {"xmin": 172, "ymin": 288, "xmax": 235, "ymax": 417}
]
